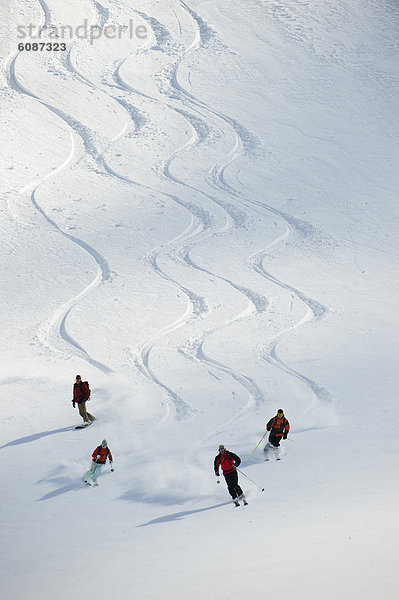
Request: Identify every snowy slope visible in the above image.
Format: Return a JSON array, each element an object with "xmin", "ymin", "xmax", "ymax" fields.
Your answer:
[{"xmin": 1, "ymin": 0, "xmax": 399, "ymax": 599}]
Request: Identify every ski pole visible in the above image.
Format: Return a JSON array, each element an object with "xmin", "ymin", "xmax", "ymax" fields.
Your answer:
[
  {"xmin": 247, "ymin": 431, "xmax": 267, "ymax": 461},
  {"xmin": 237, "ymin": 468, "xmax": 264, "ymax": 491},
  {"xmin": 84, "ymin": 461, "xmax": 96, "ymax": 483}
]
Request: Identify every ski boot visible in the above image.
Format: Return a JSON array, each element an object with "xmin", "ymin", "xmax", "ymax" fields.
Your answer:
[{"xmin": 239, "ymin": 493, "xmax": 248, "ymax": 506}]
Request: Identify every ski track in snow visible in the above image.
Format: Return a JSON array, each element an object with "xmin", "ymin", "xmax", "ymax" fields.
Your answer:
[
  {"xmin": 8, "ymin": 0, "xmax": 206, "ymax": 419},
  {"xmin": 36, "ymin": 0, "xmax": 51, "ymax": 28},
  {"xmin": 104, "ymin": 5, "xmax": 266, "ymax": 419},
  {"xmin": 125, "ymin": 3, "xmax": 276, "ymax": 422},
  {"xmin": 4, "ymin": 0, "xmax": 332, "ymax": 426},
  {"xmin": 32, "ymin": 0, "xmax": 262, "ymax": 420},
  {"xmin": 167, "ymin": 2, "xmax": 332, "ymax": 419},
  {"xmin": 117, "ymin": 0, "xmax": 333, "ymax": 430},
  {"xmin": 4, "ymin": 0, "xmax": 122, "ymax": 373},
  {"xmin": 93, "ymin": 1, "xmax": 330, "ymax": 417}
]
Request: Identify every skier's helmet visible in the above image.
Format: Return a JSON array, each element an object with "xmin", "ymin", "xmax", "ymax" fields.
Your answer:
[
  {"xmin": 101, "ymin": 439, "xmax": 108, "ymax": 448},
  {"xmin": 277, "ymin": 409, "xmax": 284, "ymax": 415},
  {"xmin": 76, "ymin": 375, "xmax": 81, "ymax": 381},
  {"xmin": 218, "ymin": 444, "xmax": 225, "ymax": 452}
]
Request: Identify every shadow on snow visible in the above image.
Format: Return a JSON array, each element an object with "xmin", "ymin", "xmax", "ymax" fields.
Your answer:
[
  {"xmin": 0, "ymin": 426, "xmax": 75, "ymax": 449},
  {"xmin": 36, "ymin": 468, "xmax": 114, "ymax": 500},
  {"xmin": 137, "ymin": 502, "xmax": 231, "ymax": 526},
  {"xmin": 37, "ymin": 481, "xmax": 84, "ymax": 501}
]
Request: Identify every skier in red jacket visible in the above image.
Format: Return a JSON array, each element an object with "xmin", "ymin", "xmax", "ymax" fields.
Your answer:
[
  {"xmin": 264, "ymin": 409, "xmax": 290, "ymax": 460},
  {"xmin": 84, "ymin": 439, "xmax": 114, "ymax": 486},
  {"xmin": 72, "ymin": 375, "xmax": 95, "ymax": 426},
  {"xmin": 214, "ymin": 445, "xmax": 247, "ymax": 506}
]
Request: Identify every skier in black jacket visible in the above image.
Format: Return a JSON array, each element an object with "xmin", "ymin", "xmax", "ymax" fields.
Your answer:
[
  {"xmin": 264, "ymin": 409, "xmax": 290, "ymax": 460},
  {"xmin": 214, "ymin": 445, "xmax": 247, "ymax": 506}
]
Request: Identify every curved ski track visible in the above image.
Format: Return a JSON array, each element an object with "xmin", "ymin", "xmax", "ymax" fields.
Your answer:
[
  {"xmin": 6, "ymin": 0, "xmax": 332, "ymax": 426},
  {"xmin": 5, "ymin": 0, "xmax": 122, "ymax": 373},
  {"xmin": 133, "ymin": 1, "xmax": 333, "ymax": 428},
  {"xmin": 120, "ymin": 3, "xmax": 271, "ymax": 422}
]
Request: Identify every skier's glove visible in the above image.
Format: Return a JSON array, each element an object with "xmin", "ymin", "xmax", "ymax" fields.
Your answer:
[
  {"xmin": 215, "ymin": 472, "xmax": 219, "ymax": 477},
  {"xmin": 283, "ymin": 433, "xmax": 288, "ymax": 439},
  {"xmin": 72, "ymin": 401, "xmax": 76, "ymax": 408}
]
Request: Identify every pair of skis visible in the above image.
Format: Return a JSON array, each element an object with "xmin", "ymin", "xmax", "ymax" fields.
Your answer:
[
  {"xmin": 264, "ymin": 455, "xmax": 281, "ymax": 462},
  {"xmin": 234, "ymin": 498, "xmax": 248, "ymax": 507}
]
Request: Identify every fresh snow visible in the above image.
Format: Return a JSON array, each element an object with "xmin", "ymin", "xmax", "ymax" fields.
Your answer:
[{"xmin": 1, "ymin": 0, "xmax": 399, "ymax": 599}]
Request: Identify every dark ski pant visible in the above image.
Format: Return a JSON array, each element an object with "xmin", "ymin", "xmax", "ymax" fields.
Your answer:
[
  {"xmin": 78, "ymin": 401, "xmax": 94, "ymax": 423},
  {"xmin": 223, "ymin": 470, "xmax": 243, "ymax": 500},
  {"xmin": 268, "ymin": 432, "xmax": 282, "ymax": 447}
]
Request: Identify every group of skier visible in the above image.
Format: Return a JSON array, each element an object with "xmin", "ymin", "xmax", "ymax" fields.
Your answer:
[
  {"xmin": 72, "ymin": 374, "xmax": 290, "ymax": 499},
  {"xmin": 214, "ymin": 408, "xmax": 290, "ymax": 506}
]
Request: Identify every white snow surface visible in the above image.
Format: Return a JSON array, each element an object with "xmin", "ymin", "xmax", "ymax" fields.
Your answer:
[{"xmin": 1, "ymin": 0, "xmax": 399, "ymax": 598}]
